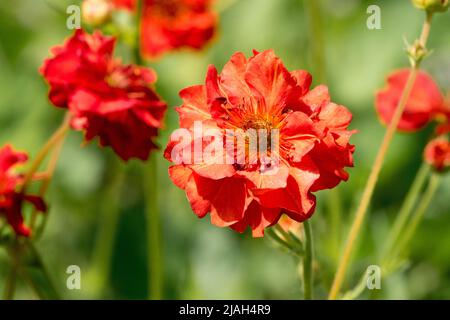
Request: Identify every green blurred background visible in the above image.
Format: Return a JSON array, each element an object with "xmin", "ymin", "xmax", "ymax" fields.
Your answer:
[{"xmin": 0, "ymin": 0, "xmax": 449, "ymax": 299}]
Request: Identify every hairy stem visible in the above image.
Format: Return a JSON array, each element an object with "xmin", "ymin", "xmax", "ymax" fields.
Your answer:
[
  {"xmin": 21, "ymin": 113, "xmax": 71, "ymax": 193},
  {"xmin": 381, "ymin": 163, "xmax": 430, "ymax": 261},
  {"xmin": 30, "ymin": 121, "xmax": 69, "ymax": 235}
]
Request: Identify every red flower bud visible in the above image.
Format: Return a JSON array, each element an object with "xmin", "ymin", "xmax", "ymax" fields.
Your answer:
[{"xmin": 0, "ymin": 145, "xmax": 47, "ymax": 237}]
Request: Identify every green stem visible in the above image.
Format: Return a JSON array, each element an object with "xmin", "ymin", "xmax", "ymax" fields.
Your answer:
[
  {"xmin": 3, "ymin": 251, "xmax": 18, "ymax": 300},
  {"xmin": 303, "ymin": 220, "xmax": 314, "ymax": 300},
  {"xmin": 304, "ymin": 0, "xmax": 344, "ymax": 269},
  {"xmin": 267, "ymin": 229, "xmax": 297, "ymax": 255},
  {"xmin": 329, "ymin": 12, "xmax": 434, "ymax": 300},
  {"xmin": 134, "ymin": 0, "xmax": 143, "ymax": 66},
  {"xmin": 26, "ymin": 242, "xmax": 60, "ymax": 299},
  {"xmin": 31, "ymin": 123, "xmax": 69, "ymax": 236},
  {"xmin": 328, "ymin": 189, "xmax": 343, "ymax": 264},
  {"xmin": 343, "ymin": 169, "xmax": 440, "ymax": 300},
  {"xmin": 144, "ymin": 153, "xmax": 163, "ymax": 300},
  {"xmin": 16, "ymin": 264, "xmax": 47, "ymax": 300},
  {"xmin": 303, "ymin": 0, "xmax": 326, "ymax": 83},
  {"xmin": 393, "ymin": 173, "xmax": 441, "ymax": 260},
  {"xmin": 89, "ymin": 159, "xmax": 125, "ymax": 297},
  {"xmin": 131, "ymin": 0, "xmax": 163, "ymax": 299},
  {"xmin": 341, "ymin": 269, "xmax": 369, "ymax": 300},
  {"xmin": 381, "ymin": 163, "xmax": 430, "ymax": 261}
]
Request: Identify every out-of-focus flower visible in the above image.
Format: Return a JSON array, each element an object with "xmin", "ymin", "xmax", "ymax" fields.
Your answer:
[
  {"xmin": 412, "ymin": 0, "xmax": 449, "ymax": 13},
  {"xmin": 82, "ymin": 0, "xmax": 113, "ymax": 26},
  {"xmin": 0, "ymin": 145, "xmax": 47, "ymax": 237},
  {"xmin": 437, "ymin": 122, "xmax": 450, "ymax": 136},
  {"xmin": 436, "ymin": 96, "xmax": 450, "ymax": 135},
  {"xmin": 424, "ymin": 137, "xmax": 450, "ymax": 172},
  {"xmin": 278, "ymin": 214, "xmax": 302, "ymax": 235},
  {"xmin": 375, "ymin": 69, "xmax": 446, "ymax": 132},
  {"xmin": 112, "ymin": 0, "xmax": 217, "ymax": 59},
  {"xmin": 165, "ymin": 50, "xmax": 355, "ymax": 237},
  {"xmin": 41, "ymin": 29, "xmax": 167, "ymax": 161}
]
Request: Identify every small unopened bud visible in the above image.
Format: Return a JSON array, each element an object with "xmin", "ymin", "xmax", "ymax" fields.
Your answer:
[
  {"xmin": 412, "ymin": 0, "xmax": 449, "ymax": 13},
  {"xmin": 82, "ymin": 0, "xmax": 113, "ymax": 26}
]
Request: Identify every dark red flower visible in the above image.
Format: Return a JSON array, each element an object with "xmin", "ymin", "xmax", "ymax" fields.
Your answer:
[
  {"xmin": 375, "ymin": 69, "xmax": 446, "ymax": 132},
  {"xmin": 165, "ymin": 50, "xmax": 355, "ymax": 237},
  {"xmin": 424, "ymin": 137, "xmax": 450, "ymax": 172},
  {"xmin": 41, "ymin": 29, "xmax": 167, "ymax": 161},
  {"xmin": 0, "ymin": 145, "xmax": 47, "ymax": 237},
  {"xmin": 113, "ymin": 0, "xmax": 217, "ymax": 59}
]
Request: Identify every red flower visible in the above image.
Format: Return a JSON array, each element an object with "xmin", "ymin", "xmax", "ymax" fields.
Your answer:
[
  {"xmin": 0, "ymin": 145, "xmax": 47, "ymax": 237},
  {"xmin": 424, "ymin": 137, "xmax": 450, "ymax": 172},
  {"xmin": 41, "ymin": 29, "xmax": 167, "ymax": 161},
  {"xmin": 437, "ymin": 122, "xmax": 450, "ymax": 136},
  {"xmin": 375, "ymin": 69, "xmax": 446, "ymax": 132},
  {"xmin": 113, "ymin": 0, "xmax": 217, "ymax": 59},
  {"xmin": 165, "ymin": 50, "xmax": 355, "ymax": 237},
  {"xmin": 113, "ymin": 0, "xmax": 135, "ymax": 10}
]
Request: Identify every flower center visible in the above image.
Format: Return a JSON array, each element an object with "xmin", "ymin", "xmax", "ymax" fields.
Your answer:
[{"xmin": 241, "ymin": 115, "xmax": 275, "ymax": 131}]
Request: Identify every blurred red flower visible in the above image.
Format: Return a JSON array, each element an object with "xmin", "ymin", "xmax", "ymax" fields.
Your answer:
[
  {"xmin": 375, "ymin": 69, "xmax": 446, "ymax": 132},
  {"xmin": 0, "ymin": 145, "xmax": 46, "ymax": 237},
  {"xmin": 113, "ymin": 0, "xmax": 135, "ymax": 10},
  {"xmin": 113, "ymin": 0, "xmax": 217, "ymax": 59},
  {"xmin": 424, "ymin": 137, "xmax": 450, "ymax": 172},
  {"xmin": 41, "ymin": 29, "xmax": 167, "ymax": 161},
  {"xmin": 165, "ymin": 50, "xmax": 355, "ymax": 237},
  {"xmin": 436, "ymin": 95, "xmax": 450, "ymax": 135}
]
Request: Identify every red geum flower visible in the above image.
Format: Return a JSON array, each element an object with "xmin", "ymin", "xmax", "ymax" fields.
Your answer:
[
  {"xmin": 375, "ymin": 69, "xmax": 446, "ymax": 132},
  {"xmin": 41, "ymin": 29, "xmax": 167, "ymax": 161},
  {"xmin": 0, "ymin": 145, "xmax": 47, "ymax": 237},
  {"xmin": 113, "ymin": 0, "xmax": 217, "ymax": 59},
  {"xmin": 165, "ymin": 50, "xmax": 355, "ymax": 237},
  {"xmin": 424, "ymin": 137, "xmax": 450, "ymax": 172}
]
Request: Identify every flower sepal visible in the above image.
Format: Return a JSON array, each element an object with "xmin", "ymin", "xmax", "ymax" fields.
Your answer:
[{"xmin": 412, "ymin": 0, "xmax": 449, "ymax": 13}]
